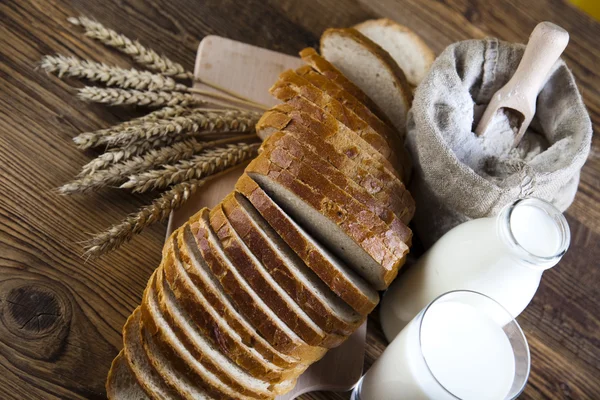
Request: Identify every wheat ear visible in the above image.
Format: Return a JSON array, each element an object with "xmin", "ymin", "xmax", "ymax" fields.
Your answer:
[
  {"xmin": 121, "ymin": 143, "xmax": 259, "ymax": 193},
  {"xmin": 72, "ymin": 106, "xmax": 198, "ymax": 149},
  {"xmin": 68, "ymin": 16, "xmax": 192, "ymax": 80},
  {"xmin": 83, "ymin": 170, "xmax": 239, "ymax": 257},
  {"xmin": 41, "ymin": 55, "xmax": 189, "ymax": 91},
  {"xmin": 62, "ymin": 136, "xmax": 255, "ymax": 192},
  {"xmin": 77, "ymin": 87, "xmax": 206, "ymax": 108},
  {"xmin": 90, "ymin": 109, "xmax": 260, "ymax": 148},
  {"xmin": 67, "ymin": 16, "xmax": 262, "ymax": 104}
]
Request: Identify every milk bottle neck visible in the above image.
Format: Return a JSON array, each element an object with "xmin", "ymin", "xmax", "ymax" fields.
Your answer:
[{"xmin": 496, "ymin": 198, "xmax": 570, "ymax": 271}]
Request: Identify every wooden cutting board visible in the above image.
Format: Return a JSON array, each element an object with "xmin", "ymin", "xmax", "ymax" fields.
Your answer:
[{"xmin": 166, "ymin": 35, "xmax": 367, "ymax": 399}]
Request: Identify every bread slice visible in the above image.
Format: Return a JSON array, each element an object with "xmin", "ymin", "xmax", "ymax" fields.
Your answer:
[
  {"xmin": 235, "ymin": 174, "xmax": 378, "ymax": 314},
  {"xmin": 209, "ymin": 203, "xmax": 346, "ymax": 348},
  {"xmin": 188, "ymin": 209, "xmax": 328, "ymax": 362},
  {"xmin": 222, "ymin": 192, "xmax": 365, "ymax": 335},
  {"xmin": 164, "ymin": 229, "xmax": 306, "ymax": 372},
  {"xmin": 140, "ymin": 270, "xmax": 281, "ymax": 400},
  {"xmin": 270, "ymin": 70, "xmax": 403, "ymax": 171},
  {"xmin": 256, "ymin": 105, "xmax": 410, "ymax": 208},
  {"xmin": 121, "ymin": 305, "xmax": 179, "ymax": 400},
  {"xmin": 106, "ymin": 351, "xmax": 149, "ymax": 400},
  {"xmin": 299, "ymin": 47, "xmax": 389, "ymax": 123},
  {"xmin": 261, "ymin": 131, "xmax": 415, "ymax": 225},
  {"xmin": 353, "ymin": 19, "xmax": 435, "ymax": 87},
  {"xmin": 246, "ymin": 146, "xmax": 410, "ymax": 290},
  {"xmin": 320, "ymin": 28, "xmax": 412, "ymax": 136},
  {"xmin": 155, "ymin": 260, "xmax": 300, "ymax": 384}
]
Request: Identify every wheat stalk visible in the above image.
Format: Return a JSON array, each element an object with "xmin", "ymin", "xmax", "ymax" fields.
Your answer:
[
  {"xmin": 42, "ymin": 55, "xmax": 268, "ymax": 110},
  {"xmin": 62, "ymin": 136, "xmax": 254, "ymax": 192},
  {"xmin": 77, "ymin": 86, "xmax": 207, "ymax": 108},
  {"xmin": 68, "ymin": 16, "xmax": 192, "ymax": 80},
  {"xmin": 83, "ymin": 171, "xmax": 234, "ymax": 257},
  {"xmin": 121, "ymin": 142, "xmax": 259, "ymax": 193},
  {"xmin": 41, "ymin": 55, "xmax": 189, "ymax": 91},
  {"xmin": 67, "ymin": 16, "xmax": 264, "ymax": 106},
  {"xmin": 90, "ymin": 109, "xmax": 259, "ymax": 148},
  {"xmin": 77, "ymin": 138, "xmax": 176, "ymax": 176},
  {"xmin": 72, "ymin": 106, "xmax": 197, "ymax": 149}
]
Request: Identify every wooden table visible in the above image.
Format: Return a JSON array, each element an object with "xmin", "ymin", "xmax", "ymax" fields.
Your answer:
[{"xmin": 1, "ymin": 0, "xmax": 599, "ymax": 399}]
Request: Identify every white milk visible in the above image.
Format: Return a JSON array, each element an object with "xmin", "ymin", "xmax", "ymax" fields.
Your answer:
[
  {"xmin": 381, "ymin": 198, "xmax": 569, "ymax": 340},
  {"xmin": 358, "ymin": 300, "xmax": 516, "ymax": 400}
]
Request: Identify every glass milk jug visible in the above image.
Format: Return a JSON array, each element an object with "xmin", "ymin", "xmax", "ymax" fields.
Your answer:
[{"xmin": 381, "ymin": 198, "xmax": 570, "ymax": 341}]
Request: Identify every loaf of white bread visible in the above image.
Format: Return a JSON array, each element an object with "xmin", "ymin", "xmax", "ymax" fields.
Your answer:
[{"xmin": 106, "ymin": 22, "xmax": 434, "ymax": 399}]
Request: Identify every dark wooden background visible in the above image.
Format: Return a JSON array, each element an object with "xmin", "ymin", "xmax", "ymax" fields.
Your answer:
[{"xmin": 1, "ymin": 0, "xmax": 599, "ymax": 398}]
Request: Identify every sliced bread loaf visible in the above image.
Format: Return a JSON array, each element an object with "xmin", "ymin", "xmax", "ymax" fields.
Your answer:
[
  {"xmin": 155, "ymin": 259, "xmax": 300, "ymax": 384},
  {"xmin": 140, "ymin": 270, "xmax": 278, "ymax": 400},
  {"xmin": 245, "ymin": 148, "xmax": 411, "ymax": 290},
  {"xmin": 106, "ymin": 351, "xmax": 149, "ymax": 400},
  {"xmin": 222, "ymin": 192, "xmax": 365, "ymax": 335},
  {"xmin": 189, "ymin": 209, "xmax": 329, "ymax": 362},
  {"xmin": 299, "ymin": 47, "xmax": 388, "ymax": 122},
  {"xmin": 353, "ymin": 18, "xmax": 435, "ymax": 87},
  {"xmin": 235, "ymin": 174, "xmax": 379, "ymax": 314},
  {"xmin": 261, "ymin": 131, "xmax": 415, "ymax": 225},
  {"xmin": 320, "ymin": 28, "xmax": 412, "ymax": 136},
  {"xmin": 122, "ymin": 305, "xmax": 179, "ymax": 400},
  {"xmin": 209, "ymin": 203, "xmax": 346, "ymax": 348},
  {"xmin": 164, "ymin": 228, "xmax": 306, "ymax": 372}
]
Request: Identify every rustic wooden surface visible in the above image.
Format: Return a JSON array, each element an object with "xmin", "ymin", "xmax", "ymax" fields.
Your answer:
[{"xmin": 0, "ymin": 0, "xmax": 598, "ymax": 399}]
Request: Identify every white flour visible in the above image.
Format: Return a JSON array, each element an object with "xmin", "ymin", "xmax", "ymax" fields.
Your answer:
[{"xmin": 447, "ymin": 104, "xmax": 549, "ymax": 182}]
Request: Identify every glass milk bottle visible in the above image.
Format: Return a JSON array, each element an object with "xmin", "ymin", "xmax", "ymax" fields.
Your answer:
[{"xmin": 381, "ymin": 197, "xmax": 570, "ymax": 341}]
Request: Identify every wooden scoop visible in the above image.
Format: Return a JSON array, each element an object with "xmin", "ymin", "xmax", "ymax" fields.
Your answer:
[{"xmin": 475, "ymin": 22, "xmax": 569, "ymax": 145}]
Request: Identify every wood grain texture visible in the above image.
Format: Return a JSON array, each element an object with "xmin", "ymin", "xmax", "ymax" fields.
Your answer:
[{"xmin": 0, "ymin": 0, "xmax": 598, "ymax": 399}]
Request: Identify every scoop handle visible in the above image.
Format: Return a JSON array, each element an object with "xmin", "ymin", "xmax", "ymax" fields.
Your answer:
[{"xmin": 508, "ymin": 22, "xmax": 569, "ymax": 111}]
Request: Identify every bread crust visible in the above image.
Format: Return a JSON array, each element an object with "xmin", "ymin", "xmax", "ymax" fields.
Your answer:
[{"xmin": 235, "ymin": 174, "xmax": 379, "ymax": 314}]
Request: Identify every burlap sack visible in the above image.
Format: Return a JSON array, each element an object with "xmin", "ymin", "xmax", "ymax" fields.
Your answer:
[{"xmin": 406, "ymin": 38, "xmax": 592, "ymax": 248}]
